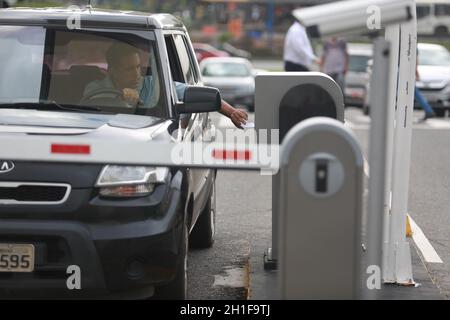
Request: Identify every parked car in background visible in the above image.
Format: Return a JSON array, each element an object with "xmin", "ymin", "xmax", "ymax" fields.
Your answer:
[
  {"xmin": 344, "ymin": 43, "xmax": 373, "ymax": 107},
  {"xmin": 218, "ymin": 42, "xmax": 252, "ymax": 60},
  {"xmin": 417, "ymin": 0, "xmax": 450, "ymax": 36},
  {"xmin": 363, "ymin": 43, "xmax": 450, "ymax": 117},
  {"xmin": 193, "ymin": 43, "xmax": 229, "ymax": 63},
  {"xmin": 416, "ymin": 43, "xmax": 450, "ymax": 117},
  {"xmin": 200, "ymin": 57, "xmax": 256, "ymax": 112}
]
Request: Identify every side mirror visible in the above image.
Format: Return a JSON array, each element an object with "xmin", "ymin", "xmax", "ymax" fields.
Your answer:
[{"xmin": 177, "ymin": 86, "xmax": 222, "ymax": 114}]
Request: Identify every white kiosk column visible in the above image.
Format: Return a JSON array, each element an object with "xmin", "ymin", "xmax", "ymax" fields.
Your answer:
[
  {"xmin": 386, "ymin": 11, "xmax": 418, "ymax": 285},
  {"xmin": 382, "ymin": 25, "xmax": 401, "ymax": 283}
]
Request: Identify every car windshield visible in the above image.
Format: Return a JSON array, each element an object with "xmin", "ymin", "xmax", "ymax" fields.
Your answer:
[
  {"xmin": 348, "ymin": 54, "xmax": 371, "ymax": 73},
  {"xmin": 203, "ymin": 62, "xmax": 251, "ymax": 77},
  {"xmin": 0, "ymin": 26, "xmax": 167, "ymax": 118},
  {"xmin": 419, "ymin": 47, "xmax": 450, "ymax": 67}
]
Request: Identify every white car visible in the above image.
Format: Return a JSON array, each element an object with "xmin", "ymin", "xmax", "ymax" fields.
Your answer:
[
  {"xmin": 363, "ymin": 43, "xmax": 450, "ymax": 117},
  {"xmin": 345, "ymin": 43, "xmax": 373, "ymax": 107},
  {"xmin": 200, "ymin": 57, "xmax": 256, "ymax": 112},
  {"xmin": 416, "ymin": 43, "xmax": 450, "ymax": 117}
]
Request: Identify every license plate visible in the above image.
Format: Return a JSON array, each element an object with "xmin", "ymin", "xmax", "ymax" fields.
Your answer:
[{"xmin": 0, "ymin": 244, "xmax": 35, "ymax": 273}]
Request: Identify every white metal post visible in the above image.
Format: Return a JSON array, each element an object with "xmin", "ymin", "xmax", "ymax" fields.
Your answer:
[
  {"xmin": 382, "ymin": 25, "xmax": 401, "ymax": 283},
  {"xmin": 364, "ymin": 37, "xmax": 391, "ymax": 299},
  {"xmin": 387, "ymin": 7, "xmax": 418, "ymax": 285}
]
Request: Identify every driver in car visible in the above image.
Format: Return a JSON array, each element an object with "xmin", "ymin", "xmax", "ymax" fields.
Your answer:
[{"xmin": 83, "ymin": 42, "xmax": 248, "ymax": 128}]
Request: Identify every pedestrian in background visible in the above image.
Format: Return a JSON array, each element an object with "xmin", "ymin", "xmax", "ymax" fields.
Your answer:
[
  {"xmin": 416, "ymin": 48, "xmax": 436, "ymax": 122},
  {"xmin": 320, "ymin": 37, "xmax": 349, "ymax": 93},
  {"xmin": 416, "ymin": 66, "xmax": 436, "ymax": 122},
  {"xmin": 283, "ymin": 19, "xmax": 319, "ymax": 72}
]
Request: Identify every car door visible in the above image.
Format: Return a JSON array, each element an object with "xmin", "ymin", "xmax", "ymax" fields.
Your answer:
[{"xmin": 164, "ymin": 32, "xmax": 213, "ymax": 225}]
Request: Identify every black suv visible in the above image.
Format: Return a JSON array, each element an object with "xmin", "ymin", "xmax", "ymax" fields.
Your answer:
[{"xmin": 0, "ymin": 8, "xmax": 219, "ymax": 299}]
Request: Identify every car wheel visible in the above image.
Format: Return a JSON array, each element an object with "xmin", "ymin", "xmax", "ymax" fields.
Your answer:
[
  {"xmin": 247, "ymin": 104, "xmax": 255, "ymax": 113},
  {"xmin": 190, "ymin": 180, "xmax": 216, "ymax": 249},
  {"xmin": 434, "ymin": 108, "xmax": 446, "ymax": 118},
  {"xmin": 363, "ymin": 104, "xmax": 370, "ymax": 116},
  {"xmin": 435, "ymin": 26, "xmax": 449, "ymax": 37},
  {"xmin": 154, "ymin": 222, "xmax": 188, "ymax": 300}
]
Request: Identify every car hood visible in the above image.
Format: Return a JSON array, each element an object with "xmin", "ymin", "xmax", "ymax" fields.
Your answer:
[
  {"xmin": 418, "ymin": 65, "xmax": 450, "ymax": 84},
  {"xmin": 203, "ymin": 76, "xmax": 254, "ymax": 87},
  {"xmin": 0, "ymin": 109, "xmax": 171, "ymax": 140}
]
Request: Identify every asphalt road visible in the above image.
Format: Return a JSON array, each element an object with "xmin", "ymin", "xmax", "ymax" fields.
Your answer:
[
  {"xmin": 188, "ymin": 107, "xmax": 450, "ymax": 300},
  {"xmin": 188, "ymin": 112, "xmax": 269, "ymax": 300},
  {"xmin": 347, "ymin": 107, "xmax": 450, "ymax": 298}
]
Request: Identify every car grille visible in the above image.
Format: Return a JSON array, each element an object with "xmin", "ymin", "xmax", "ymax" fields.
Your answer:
[
  {"xmin": 0, "ymin": 183, "xmax": 70, "ymax": 204},
  {"xmin": 420, "ymin": 87, "xmax": 444, "ymax": 93}
]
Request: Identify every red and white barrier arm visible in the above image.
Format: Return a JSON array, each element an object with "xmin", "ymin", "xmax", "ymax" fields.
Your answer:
[{"xmin": 0, "ymin": 135, "xmax": 280, "ymax": 171}]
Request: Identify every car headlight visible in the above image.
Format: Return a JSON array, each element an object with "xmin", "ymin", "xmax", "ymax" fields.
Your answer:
[{"xmin": 96, "ymin": 166, "xmax": 169, "ymax": 198}]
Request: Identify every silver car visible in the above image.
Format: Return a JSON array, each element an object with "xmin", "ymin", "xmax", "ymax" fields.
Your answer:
[
  {"xmin": 416, "ymin": 43, "xmax": 450, "ymax": 117},
  {"xmin": 363, "ymin": 43, "xmax": 450, "ymax": 117},
  {"xmin": 200, "ymin": 57, "xmax": 256, "ymax": 112},
  {"xmin": 345, "ymin": 43, "xmax": 373, "ymax": 107}
]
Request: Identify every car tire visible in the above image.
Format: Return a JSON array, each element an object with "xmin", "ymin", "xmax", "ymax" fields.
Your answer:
[
  {"xmin": 189, "ymin": 180, "xmax": 216, "ymax": 249},
  {"xmin": 435, "ymin": 26, "xmax": 449, "ymax": 37},
  {"xmin": 247, "ymin": 104, "xmax": 255, "ymax": 113},
  {"xmin": 154, "ymin": 221, "xmax": 188, "ymax": 300},
  {"xmin": 434, "ymin": 108, "xmax": 446, "ymax": 118},
  {"xmin": 363, "ymin": 104, "xmax": 370, "ymax": 116}
]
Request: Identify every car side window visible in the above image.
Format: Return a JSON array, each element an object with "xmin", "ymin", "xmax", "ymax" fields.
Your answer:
[
  {"xmin": 164, "ymin": 34, "xmax": 194, "ymax": 129},
  {"xmin": 436, "ymin": 4, "xmax": 450, "ymax": 17},
  {"xmin": 172, "ymin": 34, "xmax": 197, "ymax": 85},
  {"xmin": 165, "ymin": 35, "xmax": 184, "ymax": 84},
  {"xmin": 417, "ymin": 5, "xmax": 431, "ymax": 19},
  {"xmin": 181, "ymin": 36, "xmax": 200, "ymax": 83}
]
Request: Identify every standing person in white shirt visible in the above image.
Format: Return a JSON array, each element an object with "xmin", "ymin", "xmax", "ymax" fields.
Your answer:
[{"xmin": 283, "ymin": 20, "xmax": 319, "ymax": 72}]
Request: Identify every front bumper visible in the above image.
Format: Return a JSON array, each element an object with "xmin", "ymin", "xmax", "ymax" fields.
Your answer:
[
  {"xmin": 417, "ymin": 87, "xmax": 450, "ymax": 109},
  {"xmin": 0, "ymin": 176, "xmax": 185, "ymax": 299},
  {"xmin": 345, "ymin": 87, "xmax": 366, "ymax": 107}
]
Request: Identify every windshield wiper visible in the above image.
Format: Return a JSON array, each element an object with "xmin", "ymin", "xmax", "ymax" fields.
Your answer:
[{"xmin": 0, "ymin": 100, "xmax": 103, "ymax": 113}]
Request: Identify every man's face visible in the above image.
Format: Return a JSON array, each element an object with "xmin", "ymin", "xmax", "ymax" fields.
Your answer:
[{"xmin": 110, "ymin": 53, "xmax": 142, "ymax": 90}]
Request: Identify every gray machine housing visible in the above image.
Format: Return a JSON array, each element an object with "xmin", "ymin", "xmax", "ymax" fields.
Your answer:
[
  {"xmin": 255, "ymin": 72, "xmax": 346, "ymax": 271},
  {"xmin": 278, "ymin": 118, "xmax": 364, "ymax": 299},
  {"xmin": 255, "ymin": 72, "xmax": 345, "ymax": 143}
]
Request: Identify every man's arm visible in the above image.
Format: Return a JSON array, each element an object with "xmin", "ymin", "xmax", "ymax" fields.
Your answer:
[
  {"xmin": 175, "ymin": 81, "xmax": 248, "ymax": 129},
  {"xmin": 300, "ymin": 27, "xmax": 319, "ymax": 64},
  {"xmin": 219, "ymin": 99, "xmax": 248, "ymax": 129}
]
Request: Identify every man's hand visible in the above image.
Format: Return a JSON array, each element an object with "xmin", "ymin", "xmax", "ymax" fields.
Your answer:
[
  {"xmin": 122, "ymin": 88, "xmax": 143, "ymax": 106},
  {"xmin": 230, "ymin": 109, "xmax": 248, "ymax": 129},
  {"xmin": 219, "ymin": 99, "xmax": 249, "ymax": 129}
]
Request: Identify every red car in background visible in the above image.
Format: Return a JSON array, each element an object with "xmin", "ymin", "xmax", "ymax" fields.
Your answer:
[{"xmin": 193, "ymin": 43, "xmax": 229, "ymax": 63}]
